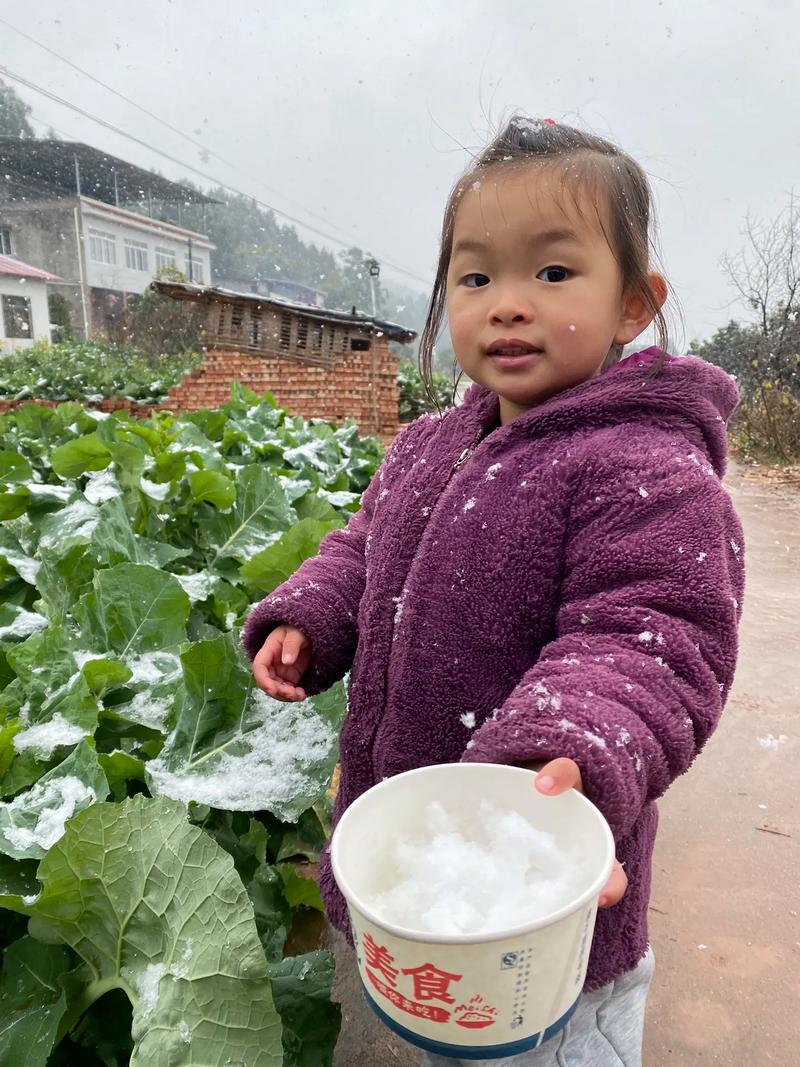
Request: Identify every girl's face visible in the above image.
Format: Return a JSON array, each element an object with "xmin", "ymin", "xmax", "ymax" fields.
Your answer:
[{"xmin": 446, "ymin": 167, "xmax": 656, "ymax": 424}]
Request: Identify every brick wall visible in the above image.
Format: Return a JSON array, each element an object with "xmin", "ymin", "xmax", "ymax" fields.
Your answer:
[
  {"xmin": 0, "ymin": 341, "xmax": 403, "ymax": 444},
  {"xmin": 165, "ymin": 339, "xmax": 401, "ymax": 440}
]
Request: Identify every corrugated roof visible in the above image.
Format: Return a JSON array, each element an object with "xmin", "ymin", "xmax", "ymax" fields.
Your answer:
[
  {"xmin": 151, "ymin": 280, "xmax": 418, "ymax": 344},
  {"xmin": 0, "ymin": 254, "xmax": 62, "ymax": 281},
  {"xmin": 0, "ymin": 139, "xmax": 216, "ymax": 206}
]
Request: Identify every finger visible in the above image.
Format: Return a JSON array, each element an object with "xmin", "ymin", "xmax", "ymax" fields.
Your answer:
[
  {"xmin": 253, "ymin": 648, "xmax": 297, "ymax": 698},
  {"xmin": 253, "ymin": 639, "xmax": 275, "ymax": 668},
  {"xmin": 281, "ymin": 630, "xmax": 306, "ymax": 666},
  {"xmin": 276, "ymin": 685, "xmax": 306, "ymax": 701},
  {"xmin": 253, "ymin": 633, "xmax": 307, "ymax": 700},
  {"xmin": 598, "ymin": 860, "xmax": 628, "ymax": 908},
  {"xmin": 272, "ymin": 669, "xmax": 308, "ymax": 705},
  {"xmin": 252, "ymin": 648, "xmax": 277, "ymax": 693},
  {"xmin": 257, "ymin": 677, "xmax": 304, "ymax": 702},
  {"xmin": 253, "ymin": 632, "xmax": 289, "ymax": 684},
  {"xmin": 534, "ymin": 757, "xmax": 584, "ymax": 796},
  {"xmin": 274, "ymin": 661, "xmax": 303, "ymax": 685},
  {"xmin": 266, "ymin": 667, "xmax": 303, "ymax": 700},
  {"xmin": 255, "ymin": 670, "xmax": 287, "ymax": 698}
]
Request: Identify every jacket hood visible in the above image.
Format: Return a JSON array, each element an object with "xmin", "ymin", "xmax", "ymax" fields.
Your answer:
[{"xmin": 457, "ymin": 347, "xmax": 740, "ymax": 477}]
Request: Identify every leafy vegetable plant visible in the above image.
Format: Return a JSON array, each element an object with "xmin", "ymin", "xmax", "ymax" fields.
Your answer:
[
  {"xmin": 0, "ymin": 385, "xmax": 382, "ymax": 1065},
  {"xmin": 0, "ymin": 340, "xmax": 202, "ymax": 404}
]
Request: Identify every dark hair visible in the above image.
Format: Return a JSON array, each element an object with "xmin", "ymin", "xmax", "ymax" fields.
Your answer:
[{"xmin": 418, "ymin": 114, "xmax": 676, "ymax": 410}]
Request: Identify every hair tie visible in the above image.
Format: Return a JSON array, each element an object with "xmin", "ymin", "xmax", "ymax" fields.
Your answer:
[{"xmin": 544, "ymin": 118, "xmax": 556, "ymax": 125}]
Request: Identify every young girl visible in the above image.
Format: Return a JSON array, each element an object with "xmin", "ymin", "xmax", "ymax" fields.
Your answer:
[{"xmin": 242, "ymin": 116, "xmax": 744, "ymax": 1066}]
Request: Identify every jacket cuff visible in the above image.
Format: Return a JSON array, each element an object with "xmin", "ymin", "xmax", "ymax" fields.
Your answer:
[{"xmin": 241, "ymin": 581, "xmax": 356, "ymax": 696}]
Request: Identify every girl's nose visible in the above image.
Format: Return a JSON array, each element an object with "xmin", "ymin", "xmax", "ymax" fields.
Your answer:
[{"xmin": 489, "ymin": 291, "xmax": 535, "ymax": 326}]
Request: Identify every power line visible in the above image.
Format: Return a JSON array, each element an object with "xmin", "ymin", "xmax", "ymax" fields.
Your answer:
[
  {"xmin": 0, "ymin": 15, "xmax": 388, "ymax": 258},
  {"xmin": 0, "ymin": 63, "xmax": 432, "ymax": 290}
]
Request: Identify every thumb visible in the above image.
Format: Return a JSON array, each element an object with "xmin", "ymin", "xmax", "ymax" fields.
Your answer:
[
  {"xmin": 534, "ymin": 757, "xmax": 584, "ymax": 796},
  {"xmin": 281, "ymin": 629, "xmax": 305, "ymax": 665},
  {"xmin": 599, "ymin": 859, "xmax": 628, "ymax": 908}
]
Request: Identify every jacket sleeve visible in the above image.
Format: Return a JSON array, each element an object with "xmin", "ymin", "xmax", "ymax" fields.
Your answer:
[
  {"xmin": 462, "ymin": 441, "xmax": 745, "ymax": 842},
  {"xmin": 241, "ymin": 416, "xmax": 430, "ymax": 694}
]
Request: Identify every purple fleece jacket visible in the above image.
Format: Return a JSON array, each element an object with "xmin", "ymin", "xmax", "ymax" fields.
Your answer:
[{"xmin": 242, "ymin": 347, "xmax": 745, "ymax": 991}]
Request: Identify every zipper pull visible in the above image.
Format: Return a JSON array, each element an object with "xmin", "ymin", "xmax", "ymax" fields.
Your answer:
[{"xmin": 453, "ymin": 447, "xmax": 472, "ymax": 471}]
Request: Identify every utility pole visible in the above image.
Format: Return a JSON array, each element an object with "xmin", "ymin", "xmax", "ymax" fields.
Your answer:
[
  {"xmin": 366, "ymin": 257, "xmax": 381, "ymax": 434},
  {"xmin": 72, "ymin": 155, "xmax": 89, "ymax": 338},
  {"xmin": 366, "ymin": 256, "xmax": 379, "ymax": 317}
]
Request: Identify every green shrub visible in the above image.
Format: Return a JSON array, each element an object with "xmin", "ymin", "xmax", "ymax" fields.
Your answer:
[
  {"xmin": 46, "ymin": 293, "xmax": 73, "ymax": 342},
  {"xmin": 729, "ymin": 388, "xmax": 800, "ymax": 463},
  {"xmin": 122, "ymin": 267, "xmax": 206, "ymax": 355},
  {"xmin": 398, "ymin": 360, "xmax": 455, "ymax": 421}
]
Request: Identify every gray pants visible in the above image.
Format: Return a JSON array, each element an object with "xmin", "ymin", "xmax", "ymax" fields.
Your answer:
[{"xmin": 419, "ymin": 946, "xmax": 655, "ymax": 1067}]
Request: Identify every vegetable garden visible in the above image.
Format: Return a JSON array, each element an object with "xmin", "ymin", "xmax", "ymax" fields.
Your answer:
[
  {"xmin": 0, "ymin": 386, "xmax": 385, "ymax": 1066},
  {"xmin": 0, "ymin": 341, "xmax": 202, "ymax": 405}
]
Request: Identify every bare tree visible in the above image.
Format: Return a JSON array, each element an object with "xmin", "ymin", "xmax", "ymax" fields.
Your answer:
[{"xmin": 720, "ymin": 192, "xmax": 800, "ymax": 459}]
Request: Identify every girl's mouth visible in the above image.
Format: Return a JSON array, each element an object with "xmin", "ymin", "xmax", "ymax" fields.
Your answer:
[{"xmin": 488, "ymin": 348, "xmax": 542, "ymax": 368}]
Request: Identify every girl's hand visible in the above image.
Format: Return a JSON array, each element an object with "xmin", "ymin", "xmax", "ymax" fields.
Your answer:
[
  {"xmin": 253, "ymin": 625, "xmax": 312, "ymax": 701},
  {"xmin": 526, "ymin": 757, "xmax": 628, "ymax": 909}
]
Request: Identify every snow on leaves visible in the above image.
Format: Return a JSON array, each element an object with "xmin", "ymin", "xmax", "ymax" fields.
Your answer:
[{"xmin": 0, "ymin": 395, "xmax": 369, "ymax": 1064}]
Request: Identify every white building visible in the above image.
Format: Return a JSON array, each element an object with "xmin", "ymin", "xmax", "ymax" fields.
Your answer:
[
  {"xmin": 82, "ymin": 198, "xmax": 211, "ymax": 291},
  {"xmin": 79, "ymin": 197, "xmax": 213, "ymax": 332},
  {"xmin": 0, "ymin": 254, "xmax": 61, "ymax": 352},
  {"xmin": 0, "ymin": 138, "xmax": 215, "ymax": 340}
]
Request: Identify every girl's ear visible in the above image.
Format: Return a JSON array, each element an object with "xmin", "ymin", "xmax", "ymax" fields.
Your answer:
[{"xmin": 613, "ymin": 273, "xmax": 668, "ymax": 346}]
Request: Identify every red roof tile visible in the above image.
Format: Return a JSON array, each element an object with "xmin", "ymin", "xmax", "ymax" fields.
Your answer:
[{"xmin": 0, "ymin": 254, "xmax": 62, "ymax": 281}]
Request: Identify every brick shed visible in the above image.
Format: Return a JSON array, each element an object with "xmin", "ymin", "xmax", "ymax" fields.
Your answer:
[{"xmin": 152, "ymin": 280, "xmax": 417, "ymax": 442}]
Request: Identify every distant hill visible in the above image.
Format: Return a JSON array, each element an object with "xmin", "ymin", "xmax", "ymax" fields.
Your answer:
[
  {"xmin": 0, "ymin": 72, "xmax": 446, "ymax": 370},
  {"xmin": 170, "ymin": 184, "xmax": 443, "ymax": 365}
]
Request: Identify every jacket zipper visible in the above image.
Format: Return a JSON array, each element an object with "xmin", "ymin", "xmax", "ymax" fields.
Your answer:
[
  {"xmin": 371, "ymin": 427, "xmax": 495, "ymax": 780},
  {"xmin": 453, "ymin": 446, "xmax": 473, "ymax": 471},
  {"xmin": 452, "ymin": 426, "xmax": 491, "ymax": 471}
]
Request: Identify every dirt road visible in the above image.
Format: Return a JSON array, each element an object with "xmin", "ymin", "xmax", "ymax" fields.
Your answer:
[
  {"xmin": 646, "ymin": 463, "xmax": 799, "ymax": 1065},
  {"xmin": 328, "ymin": 462, "xmax": 799, "ymax": 1067}
]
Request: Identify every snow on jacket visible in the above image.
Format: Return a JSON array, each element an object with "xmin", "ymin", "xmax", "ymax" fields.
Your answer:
[{"xmin": 242, "ymin": 347, "xmax": 745, "ymax": 991}]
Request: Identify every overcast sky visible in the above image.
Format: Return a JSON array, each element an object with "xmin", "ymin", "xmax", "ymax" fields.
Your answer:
[{"xmin": 3, "ymin": 0, "xmax": 799, "ymax": 349}]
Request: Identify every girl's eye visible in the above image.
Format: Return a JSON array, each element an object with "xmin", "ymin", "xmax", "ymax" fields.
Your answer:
[
  {"xmin": 537, "ymin": 265, "xmax": 571, "ymax": 283},
  {"xmin": 463, "ymin": 273, "xmax": 490, "ymax": 288}
]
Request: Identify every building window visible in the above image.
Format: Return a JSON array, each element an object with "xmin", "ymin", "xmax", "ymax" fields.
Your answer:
[
  {"xmin": 2, "ymin": 295, "xmax": 33, "ymax": 339},
  {"xmin": 250, "ymin": 306, "xmax": 262, "ymax": 346},
  {"xmin": 296, "ymin": 318, "xmax": 308, "ymax": 349},
  {"xmin": 279, "ymin": 312, "xmax": 292, "ymax": 350},
  {"xmin": 88, "ymin": 228, "xmax": 116, "ymax": 265},
  {"xmin": 184, "ymin": 256, "xmax": 204, "ymax": 284},
  {"xmin": 155, "ymin": 246, "xmax": 176, "ymax": 272},
  {"xmin": 124, "ymin": 239, "xmax": 149, "ymax": 272},
  {"xmin": 0, "ymin": 228, "xmax": 13, "ymax": 255}
]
